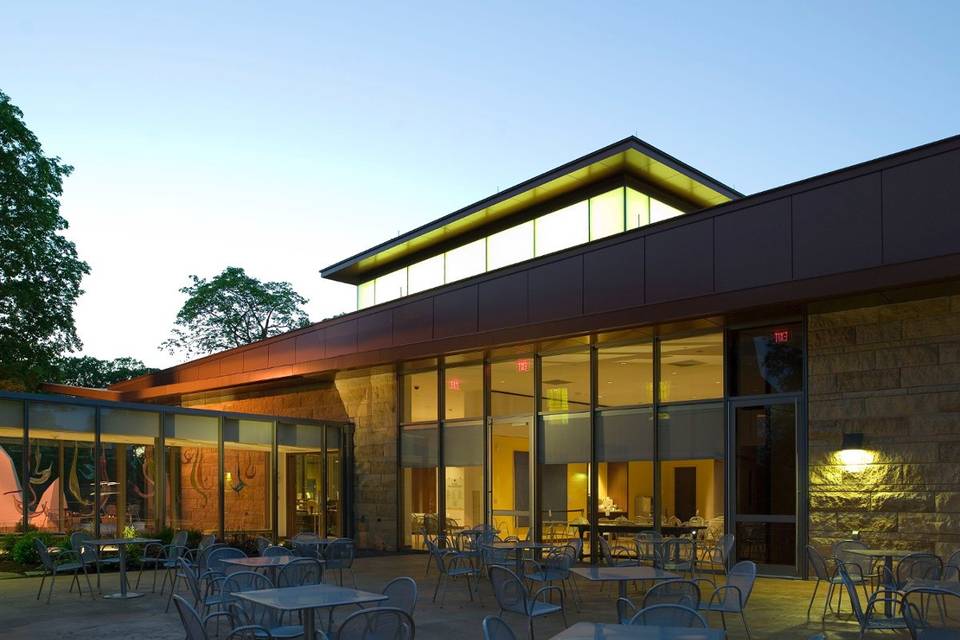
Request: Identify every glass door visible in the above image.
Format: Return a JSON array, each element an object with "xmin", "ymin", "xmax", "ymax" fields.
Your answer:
[
  {"xmin": 489, "ymin": 416, "xmax": 533, "ymax": 540},
  {"xmin": 730, "ymin": 399, "xmax": 798, "ymax": 575}
]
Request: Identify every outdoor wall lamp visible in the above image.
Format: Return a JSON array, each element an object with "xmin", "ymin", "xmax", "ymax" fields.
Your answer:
[{"xmin": 837, "ymin": 432, "xmax": 873, "ymax": 472}]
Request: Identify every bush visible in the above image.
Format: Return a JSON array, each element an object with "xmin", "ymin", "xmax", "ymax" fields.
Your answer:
[{"xmin": 10, "ymin": 532, "xmax": 65, "ymax": 565}]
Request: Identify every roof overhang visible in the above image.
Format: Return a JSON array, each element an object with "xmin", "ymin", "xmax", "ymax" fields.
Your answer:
[{"xmin": 320, "ymin": 136, "xmax": 741, "ymax": 284}]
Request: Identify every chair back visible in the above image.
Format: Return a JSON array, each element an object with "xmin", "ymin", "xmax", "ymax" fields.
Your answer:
[
  {"xmin": 293, "ymin": 540, "xmax": 319, "ymax": 558},
  {"xmin": 598, "ymin": 537, "xmax": 616, "ymax": 566},
  {"xmin": 642, "ymin": 579, "xmax": 700, "ymax": 609},
  {"xmin": 722, "ymin": 561, "xmax": 757, "ymax": 611},
  {"xmin": 197, "ymin": 542, "xmax": 228, "ymax": 571},
  {"xmin": 206, "ymin": 546, "xmax": 247, "ymax": 575},
  {"xmin": 381, "ymin": 576, "xmax": 417, "ymax": 615},
  {"xmin": 178, "ymin": 558, "xmax": 204, "ymax": 602},
  {"xmin": 33, "ymin": 538, "xmax": 55, "ymax": 571},
  {"xmin": 806, "ymin": 545, "xmax": 832, "ymax": 581},
  {"xmin": 324, "ymin": 538, "xmax": 355, "ymax": 569},
  {"xmin": 482, "ymin": 615, "xmax": 517, "ymax": 640},
  {"xmin": 897, "ymin": 553, "xmax": 942, "ymax": 585},
  {"xmin": 616, "ymin": 596, "xmax": 639, "ymax": 624},
  {"xmin": 255, "ymin": 536, "xmax": 272, "ymax": 555},
  {"xmin": 635, "ymin": 531, "xmax": 661, "ymax": 562},
  {"xmin": 832, "ymin": 540, "xmax": 868, "ymax": 573},
  {"xmin": 903, "ymin": 587, "xmax": 960, "ymax": 636},
  {"xmin": 630, "ymin": 604, "xmax": 707, "ymax": 628},
  {"xmin": 718, "ymin": 533, "xmax": 735, "ymax": 565},
  {"xmin": 172, "ymin": 530, "xmax": 189, "ymax": 548},
  {"xmin": 277, "ymin": 557, "xmax": 322, "ymax": 587},
  {"xmin": 70, "ymin": 531, "xmax": 96, "ymax": 563},
  {"xmin": 489, "ymin": 566, "xmax": 529, "ymax": 616},
  {"xmin": 223, "ymin": 570, "xmax": 273, "ymax": 598},
  {"xmin": 336, "ymin": 607, "xmax": 415, "ymax": 639},
  {"xmin": 263, "ymin": 545, "xmax": 293, "ymax": 557},
  {"xmin": 837, "ymin": 563, "xmax": 866, "ymax": 625},
  {"xmin": 659, "ymin": 537, "xmax": 695, "ymax": 566},
  {"xmin": 425, "ymin": 539, "xmax": 448, "ymax": 574},
  {"xmin": 945, "ymin": 549, "xmax": 960, "ymax": 581},
  {"xmin": 198, "ymin": 534, "xmax": 217, "ymax": 552},
  {"xmin": 481, "ymin": 544, "xmax": 513, "ymax": 568},
  {"xmin": 173, "ymin": 594, "xmax": 208, "ymax": 640}
]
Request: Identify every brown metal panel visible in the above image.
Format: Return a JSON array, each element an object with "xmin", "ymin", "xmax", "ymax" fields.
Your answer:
[
  {"xmin": 197, "ymin": 359, "xmax": 220, "ymax": 380},
  {"xmin": 358, "ymin": 310, "xmax": 392, "ymax": 351},
  {"xmin": 527, "ymin": 256, "xmax": 583, "ymax": 323},
  {"xmin": 267, "ymin": 337, "xmax": 296, "ymax": 367},
  {"xmin": 715, "ymin": 198, "xmax": 792, "ymax": 291},
  {"xmin": 393, "ymin": 299, "xmax": 434, "ymax": 345},
  {"xmin": 793, "ymin": 173, "xmax": 882, "ymax": 279},
  {"xmin": 176, "ymin": 366, "xmax": 200, "ymax": 383},
  {"xmin": 295, "ymin": 329, "xmax": 325, "ymax": 363},
  {"xmin": 220, "ymin": 353, "xmax": 244, "ymax": 376},
  {"xmin": 582, "ymin": 237, "xmax": 644, "ymax": 314},
  {"xmin": 325, "ymin": 319, "xmax": 358, "ymax": 358},
  {"xmin": 479, "ymin": 272, "xmax": 529, "ymax": 331},
  {"xmin": 435, "ymin": 286, "xmax": 478, "ymax": 338},
  {"xmin": 645, "ymin": 220, "xmax": 714, "ymax": 303},
  {"xmin": 243, "ymin": 346, "xmax": 269, "ymax": 371},
  {"xmin": 883, "ymin": 149, "xmax": 960, "ymax": 264}
]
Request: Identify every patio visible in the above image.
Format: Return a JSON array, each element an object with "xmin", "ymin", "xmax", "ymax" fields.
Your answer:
[{"xmin": 0, "ymin": 553, "xmax": 908, "ymax": 639}]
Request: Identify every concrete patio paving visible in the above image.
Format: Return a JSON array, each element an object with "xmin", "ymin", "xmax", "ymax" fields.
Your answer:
[{"xmin": 0, "ymin": 553, "xmax": 914, "ymax": 639}]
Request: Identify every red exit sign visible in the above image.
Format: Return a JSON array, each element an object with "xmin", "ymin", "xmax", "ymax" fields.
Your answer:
[
  {"xmin": 772, "ymin": 329, "xmax": 791, "ymax": 344},
  {"xmin": 515, "ymin": 358, "xmax": 531, "ymax": 373}
]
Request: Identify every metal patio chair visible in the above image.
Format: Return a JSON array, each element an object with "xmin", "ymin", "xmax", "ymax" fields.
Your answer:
[
  {"xmin": 629, "ymin": 603, "xmax": 708, "ymax": 628},
  {"xmin": 426, "ymin": 537, "xmax": 481, "ymax": 606},
  {"xmin": 166, "ymin": 557, "xmax": 232, "ymax": 616},
  {"xmin": 137, "ymin": 530, "xmax": 188, "ymax": 593},
  {"xmin": 904, "ymin": 587, "xmax": 960, "ymax": 639},
  {"xmin": 335, "ymin": 607, "xmax": 415, "ymax": 640},
  {"xmin": 481, "ymin": 542, "xmax": 516, "ymax": 574},
  {"xmin": 263, "ymin": 544, "xmax": 294, "ymax": 557},
  {"xmin": 599, "ymin": 536, "xmax": 636, "ymax": 567},
  {"xmin": 642, "ymin": 579, "xmax": 701, "ymax": 609},
  {"xmin": 616, "ymin": 596, "xmax": 639, "ymax": 624},
  {"xmin": 34, "ymin": 537, "xmax": 93, "ymax": 604},
  {"xmin": 657, "ymin": 537, "xmax": 697, "ymax": 578},
  {"xmin": 838, "ymin": 563, "xmax": 908, "ymax": 638},
  {"xmin": 832, "ymin": 540, "xmax": 873, "ymax": 607},
  {"xmin": 523, "ymin": 544, "xmax": 581, "ymax": 610},
  {"xmin": 255, "ymin": 536, "xmax": 273, "ymax": 555},
  {"xmin": 71, "ymin": 530, "xmax": 119, "ymax": 590},
  {"xmin": 942, "ymin": 550, "xmax": 960, "ymax": 581},
  {"xmin": 698, "ymin": 533, "xmax": 735, "ymax": 575},
  {"xmin": 697, "ymin": 560, "xmax": 757, "ymax": 640},
  {"xmin": 489, "ymin": 566, "xmax": 566, "ymax": 639},
  {"xmin": 482, "ymin": 615, "xmax": 518, "ymax": 640},
  {"xmin": 380, "ymin": 576, "xmax": 418, "ymax": 616},
  {"xmin": 897, "ymin": 553, "xmax": 943, "ymax": 589},
  {"xmin": 174, "ymin": 594, "xmax": 274, "ymax": 640},
  {"xmin": 635, "ymin": 531, "xmax": 662, "ymax": 566},
  {"xmin": 229, "ymin": 601, "xmax": 306, "ymax": 640},
  {"xmin": 806, "ymin": 544, "xmax": 844, "ymax": 620},
  {"xmin": 323, "ymin": 538, "xmax": 358, "ymax": 587},
  {"xmin": 277, "ymin": 557, "xmax": 323, "ymax": 587}
]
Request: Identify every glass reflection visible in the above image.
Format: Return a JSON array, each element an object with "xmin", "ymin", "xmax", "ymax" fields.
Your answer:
[
  {"xmin": 659, "ymin": 334, "xmax": 724, "ymax": 402},
  {"xmin": 540, "ymin": 351, "xmax": 590, "ymax": 413},
  {"xmin": 597, "ymin": 343, "xmax": 653, "ymax": 407},
  {"xmin": 491, "ymin": 358, "xmax": 534, "ymax": 417}
]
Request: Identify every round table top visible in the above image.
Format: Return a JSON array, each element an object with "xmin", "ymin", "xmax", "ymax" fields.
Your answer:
[
  {"xmin": 490, "ymin": 541, "xmax": 555, "ymax": 550},
  {"xmin": 848, "ymin": 548, "xmax": 921, "ymax": 558},
  {"xmin": 571, "ymin": 565, "xmax": 679, "ymax": 582}
]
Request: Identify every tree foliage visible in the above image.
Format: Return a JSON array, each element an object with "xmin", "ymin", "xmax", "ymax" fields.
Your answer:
[
  {"xmin": 0, "ymin": 90, "xmax": 89, "ymax": 390},
  {"xmin": 50, "ymin": 355, "xmax": 159, "ymax": 388},
  {"xmin": 161, "ymin": 267, "xmax": 310, "ymax": 357}
]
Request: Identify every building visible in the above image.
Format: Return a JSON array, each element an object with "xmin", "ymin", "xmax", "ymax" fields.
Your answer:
[{"xmin": 50, "ymin": 133, "xmax": 960, "ymax": 576}]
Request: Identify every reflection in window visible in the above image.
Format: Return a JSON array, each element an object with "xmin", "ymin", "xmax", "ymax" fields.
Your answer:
[
  {"xmin": 445, "ymin": 364, "xmax": 482, "ymax": 420},
  {"xmin": 491, "ymin": 358, "xmax": 534, "ymax": 417},
  {"xmin": 597, "ymin": 343, "xmax": 653, "ymax": 408},
  {"xmin": 0, "ymin": 400, "xmax": 23, "ymax": 533},
  {"xmin": 487, "ymin": 221, "xmax": 534, "ymax": 271},
  {"xmin": 100, "ymin": 408, "xmax": 160, "ymax": 535},
  {"xmin": 402, "ymin": 370, "xmax": 438, "ymax": 423},
  {"xmin": 375, "ymin": 268, "xmax": 408, "ymax": 304},
  {"xmin": 659, "ymin": 333, "xmax": 724, "ymax": 402},
  {"xmin": 401, "ymin": 425, "xmax": 438, "ymax": 548},
  {"xmin": 650, "ymin": 198, "xmax": 685, "ymax": 223},
  {"xmin": 589, "ymin": 188, "xmax": 625, "ymax": 240},
  {"xmin": 539, "ymin": 412, "xmax": 590, "ymax": 543},
  {"xmin": 444, "ymin": 421, "xmax": 483, "ymax": 531},
  {"xmin": 658, "ymin": 403, "xmax": 724, "ymax": 534},
  {"xmin": 733, "ymin": 324, "xmax": 803, "ymax": 395},
  {"xmin": 597, "ymin": 408, "xmax": 654, "ymax": 526},
  {"xmin": 625, "ymin": 188, "xmax": 651, "ymax": 230},
  {"xmin": 540, "ymin": 351, "xmax": 590, "ymax": 413},
  {"xmin": 165, "ymin": 414, "xmax": 220, "ymax": 534},
  {"xmin": 408, "ymin": 254, "xmax": 445, "ymax": 295},
  {"xmin": 445, "ymin": 239, "xmax": 486, "ymax": 282},
  {"xmin": 223, "ymin": 419, "xmax": 273, "ymax": 536},
  {"xmin": 535, "ymin": 201, "xmax": 588, "ymax": 257}
]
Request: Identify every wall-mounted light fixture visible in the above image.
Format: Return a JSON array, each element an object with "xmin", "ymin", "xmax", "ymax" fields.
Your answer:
[{"xmin": 837, "ymin": 432, "xmax": 873, "ymax": 472}]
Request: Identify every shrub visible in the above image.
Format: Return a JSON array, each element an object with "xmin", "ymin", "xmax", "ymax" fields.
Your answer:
[{"xmin": 10, "ymin": 532, "xmax": 65, "ymax": 565}]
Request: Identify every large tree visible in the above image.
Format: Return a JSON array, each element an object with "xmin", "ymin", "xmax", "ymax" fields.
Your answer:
[
  {"xmin": 0, "ymin": 90, "xmax": 89, "ymax": 390},
  {"xmin": 161, "ymin": 266, "xmax": 310, "ymax": 357},
  {"xmin": 50, "ymin": 355, "xmax": 159, "ymax": 388}
]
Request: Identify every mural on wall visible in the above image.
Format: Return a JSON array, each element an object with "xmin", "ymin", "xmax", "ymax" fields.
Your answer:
[
  {"xmin": 0, "ymin": 445, "xmax": 60, "ymax": 530},
  {"xmin": 183, "ymin": 447, "xmax": 211, "ymax": 508}
]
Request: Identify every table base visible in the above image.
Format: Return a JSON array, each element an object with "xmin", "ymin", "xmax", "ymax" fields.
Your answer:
[{"xmin": 104, "ymin": 591, "xmax": 146, "ymax": 599}]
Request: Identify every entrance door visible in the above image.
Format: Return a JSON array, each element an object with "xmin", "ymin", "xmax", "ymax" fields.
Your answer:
[
  {"xmin": 731, "ymin": 400, "xmax": 798, "ymax": 575},
  {"xmin": 489, "ymin": 417, "xmax": 533, "ymax": 539}
]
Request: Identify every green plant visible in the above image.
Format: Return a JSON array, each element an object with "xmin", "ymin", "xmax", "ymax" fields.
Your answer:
[
  {"xmin": 122, "ymin": 524, "xmax": 138, "ymax": 539},
  {"xmin": 10, "ymin": 532, "xmax": 65, "ymax": 565}
]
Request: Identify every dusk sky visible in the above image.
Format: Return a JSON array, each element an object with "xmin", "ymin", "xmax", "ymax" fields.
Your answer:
[{"xmin": 3, "ymin": 1, "xmax": 958, "ymax": 369}]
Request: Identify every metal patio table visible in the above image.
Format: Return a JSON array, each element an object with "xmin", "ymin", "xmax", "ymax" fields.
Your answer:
[
  {"xmin": 221, "ymin": 555, "xmax": 317, "ymax": 583},
  {"xmin": 571, "ymin": 565, "xmax": 679, "ymax": 599},
  {"xmin": 233, "ymin": 583, "xmax": 387, "ymax": 639},
  {"xmin": 849, "ymin": 548, "xmax": 920, "ymax": 617},
  {"xmin": 86, "ymin": 537, "xmax": 160, "ymax": 599},
  {"xmin": 549, "ymin": 622, "xmax": 724, "ymax": 639},
  {"xmin": 490, "ymin": 541, "xmax": 556, "ymax": 573}
]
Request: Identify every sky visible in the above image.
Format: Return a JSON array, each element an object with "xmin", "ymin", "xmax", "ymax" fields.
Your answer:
[{"xmin": 2, "ymin": 1, "xmax": 958, "ymax": 369}]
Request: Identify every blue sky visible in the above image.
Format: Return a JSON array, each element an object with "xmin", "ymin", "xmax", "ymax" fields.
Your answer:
[{"xmin": 3, "ymin": 1, "xmax": 958, "ymax": 368}]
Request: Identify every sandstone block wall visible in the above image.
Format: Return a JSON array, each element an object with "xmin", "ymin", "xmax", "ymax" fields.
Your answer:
[{"xmin": 809, "ymin": 289, "xmax": 960, "ymax": 557}]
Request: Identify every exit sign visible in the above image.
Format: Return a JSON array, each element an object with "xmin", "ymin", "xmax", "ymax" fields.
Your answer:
[{"xmin": 772, "ymin": 329, "xmax": 791, "ymax": 344}]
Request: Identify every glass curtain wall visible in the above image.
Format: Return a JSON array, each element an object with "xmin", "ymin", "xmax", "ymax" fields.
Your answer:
[
  {"xmin": 325, "ymin": 425, "xmax": 343, "ymax": 537},
  {"xmin": 443, "ymin": 360, "xmax": 483, "ymax": 531},
  {"xmin": 100, "ymin": 408, "xmax": 160, "ymax": 535},
  {"xmin": 490, "ymin": 353, "xmax": 534, "ymax": 539},
  {"xmin": 0, "ymin": 400, "xmax": 24, "ymax": 533},
  {"xmin": 278, "ymin": 423, "xmax": 323, "ymax": 538},
  {"xmin": 401, "ymin": 366, "xmax": 439, "ymax": 547},
  {"xmin": 223, "ymin": 419, "xmax": 273, "ymax": 536},
  {"xmin": 164, "ymin": 414, "xmax": 220, "ymax": 534}
]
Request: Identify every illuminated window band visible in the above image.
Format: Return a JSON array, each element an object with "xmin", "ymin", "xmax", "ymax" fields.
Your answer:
[{"xmin": 358, "ymin": 187, "xmax": 682, "ymax": 309}]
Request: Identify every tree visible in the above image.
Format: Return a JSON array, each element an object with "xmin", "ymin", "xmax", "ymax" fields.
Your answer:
[
  {"xmin": 161, "ymin": 267, "xmax": 310, "ymax": 357},
  {"xmin": 0, "ymin": 90, "xmax": 89, "ymax": 390},
  {"xmin": 50, "ymin": 355, "xmax": 159, "ymax": 388}
]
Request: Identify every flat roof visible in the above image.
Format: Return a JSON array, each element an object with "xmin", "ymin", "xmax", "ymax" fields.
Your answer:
[{"xmin": 320, "ymin": 136, "xmax": 742, "ymax": 284}]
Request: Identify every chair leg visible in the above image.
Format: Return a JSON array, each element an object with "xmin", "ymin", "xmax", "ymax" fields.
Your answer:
[
  {"xmin": 82, "ymin": 564, "xmax": 93, "ymax": 599},
  {"xmin": 527, "ymin": 616, "xmax": 534, "ymax": 640},
  {"xmin": 466, "ymin": 575, "xmax": 474, "ymax": 602},
  {"xmin": 37, "ymin": 574, "xmax": 46, "ymax": 600},
  {"xmin": 807, "ymin": 580, "xmax": 820, "ymax": 618},
  {"xmin": 740, "ymin": 611, "xmax": 752, "ymax": 640},
  {"xmin": 432, "ymin": 573, "xmax": 442, "ymax": 603},
  {"xmin": 46, "ymin": 571, "xmax": 56, "ymax": 604}
]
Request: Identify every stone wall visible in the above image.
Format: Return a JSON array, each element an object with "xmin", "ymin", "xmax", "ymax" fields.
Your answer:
[
  {"xmin": 181, "ymin": 369, "xmax": 399, "ymax": 550},
  {"xmin": 809, "ymin": 287, "xmax": 960, "ymax": 557}
]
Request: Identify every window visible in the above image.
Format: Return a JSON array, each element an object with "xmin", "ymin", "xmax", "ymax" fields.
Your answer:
[
  {"xmin": 375, "ymin": 268, "xmax": 408, "ymax": 304},
  {"xmin": 445, "ymin": 239, "xmax": 486, "ymax": 283},
  {"xmin": 100, "ymin": 408, "xmax": 160, "ymax": 535},
  {"xmin": 491, "ymin": 357, "xmax": 534, "ymax": 417},
  {"xmin": 487, "ymin": 221, "xmax": 534, "ymax": 271},
  {"xmin": 589, "ymin": 188, "xmax": 625, "ymax": 240},
  {"xmin": 732, "ymin": 324, "xmax": 803, "ymax": 395},
  {"xmin": 658, "ymin": 403, "xmax": 725, "ymax": 525},
  {"xmin": 164, "ymin": 414, "xmax": 220, "ymax": 533},
  {"xmin": 597, "ymin": 408, "xmax": 654, "ymax": 523},
  {"xmin": 401, "ymin": 424, "xmax": 438, "ymax": 547},
  {"xmin": 650, "ymin": 198, "xmax": 684, "ymax": 223},
  {"xmin": 408, "ymin": 254, "xmax": 445, "ymax": 294},
  {"xmin": 402, "ymin": 370, "xmax": 438, "ymax": 423},
  {"xmin": 597, "ymin": 343, "xmax": 653, "ymax": 408},
  {"xmin": 444, "ymin": 364, "xmax": 483, "ymax": 420},
  {"xmin": 223, "ymin": 419, "xmax": 273, "ymax": 536},
  {"xmin": 539, "ymin": 412, "xmax": 590, "ymax": 542},
  {"xmin": 625, "ymin": 188, "xmax": 651, "ymax": 229},
  {"xmin": 659, "ymin": 333, "xmax": 724, "ymax": 402},
  {"xmin": 357, "ymin": 280, "xmax": 375, "ymax": 310},
  {"xmin": 0, "ymin": 400, "xmax": 23, "ymax": 533},
  {"xmin": 444, "ymin": 421, "xmax": 483, "ymax": 531},
  {"xmin": 540, "ymin": 351, "xmax": 590, "ymax": 413},
  {"xmin": 535, "ymin": 201, "xmax": 588, "ymax": 257}
]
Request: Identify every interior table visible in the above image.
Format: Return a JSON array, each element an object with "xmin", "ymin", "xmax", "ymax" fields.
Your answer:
[
  {"xmin": 234, "ymin": 583, "xmax": 387, "ymax": 640},
  {"xmin": 849, "ymin": 548, "xmax": 920, "ymax": 617},
  {"xmin": 221, "ymin": 555, "xmax": 313, "ymax": 583},
  {"xmin": 86, "ymin": 537, "xmax": 160, "ymax": 599},
  {"xmin": 568, "ymin": 524, "xmax": 706, "ymax": 560},
  {"xmin": 549, "ymin": 622, "xmax": 725, "ymax": 639},
  {"xmin": 571, "ymin": 566, "xmax": 679, "ymax": 599},
  {"xmin": 490, "ymin": 541, "xmax": 556, "ymax": 573}
]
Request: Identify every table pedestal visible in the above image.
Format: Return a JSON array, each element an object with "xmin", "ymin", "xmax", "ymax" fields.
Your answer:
[{"xmin": 103, "ymin": 544, "xmax": 144, "ymax": 599}]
